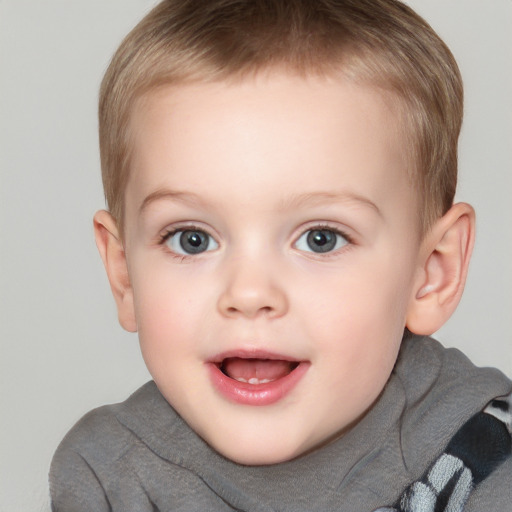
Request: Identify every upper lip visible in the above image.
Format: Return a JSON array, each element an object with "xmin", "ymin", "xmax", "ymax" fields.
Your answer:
[{"xmin": 207, "ymin": 349, "xmax": 303, "ymax": 365}]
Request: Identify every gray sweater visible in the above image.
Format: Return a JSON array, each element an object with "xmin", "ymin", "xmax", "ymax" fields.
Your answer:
[{"xmin": 50, "ymin": 335, "xmax": 512, "ymax": 511}]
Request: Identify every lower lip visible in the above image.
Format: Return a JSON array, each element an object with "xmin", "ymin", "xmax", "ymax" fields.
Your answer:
[{"xmin": 207, "ymin": 361, "xmax": 310, "ymax": 406}]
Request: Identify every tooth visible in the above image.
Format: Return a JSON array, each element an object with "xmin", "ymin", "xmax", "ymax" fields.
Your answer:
[
  {"xmin": 246, "ymin": 378, "xmax": 273, "ymax": 385},
  {"xmin": 235, "ymin": 377, "xmax": 248, "ymax": 383}
]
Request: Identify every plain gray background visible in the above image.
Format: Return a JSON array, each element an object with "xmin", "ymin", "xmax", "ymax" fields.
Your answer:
[{"xmin": 1, "ymin": 1, "xmax": 511, "ymax": 510}]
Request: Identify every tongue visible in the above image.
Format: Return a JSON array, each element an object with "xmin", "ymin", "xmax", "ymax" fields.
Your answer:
[{"xmin": 222, "ymin": 358, "xmax": 295, "ymax": 383}]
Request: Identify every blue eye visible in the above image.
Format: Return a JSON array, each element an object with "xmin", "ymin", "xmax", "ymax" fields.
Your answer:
[
  {"xmin": 165, "ymin": 229, "xmax": 218, "ymax": 255},
  {"xmin": 295, "ymin": 228, "xmax": 348, "ymax": 254}
]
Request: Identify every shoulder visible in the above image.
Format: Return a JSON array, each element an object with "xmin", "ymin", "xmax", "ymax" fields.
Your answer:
[
  {"xmin": 49, "ymin": 381, "xmax": 160, "ymax": 511},
  {"xmin": 50, "ymin": 404, "xmax": 124, "ymax": 511},
  {"xmin": 393, "ymin": 334, "xmax": 512, "ymax": 475},
  {"xmin": 52, "ymin": 382, "xmax": 159, "ymax": 466},
  {"xmin": 395, "ymin": 334, "xmax": 511, "ymax": 411}
]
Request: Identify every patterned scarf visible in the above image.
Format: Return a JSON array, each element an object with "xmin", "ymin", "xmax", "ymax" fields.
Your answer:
[{"xmin": 373, "ymin": 391, "xmax": 512, "ymax": 512}]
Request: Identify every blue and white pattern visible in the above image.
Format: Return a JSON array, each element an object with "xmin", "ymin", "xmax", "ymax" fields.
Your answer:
[{"xmin": 373, "ymin": 391, "xmax": 512, "ymax": 512}]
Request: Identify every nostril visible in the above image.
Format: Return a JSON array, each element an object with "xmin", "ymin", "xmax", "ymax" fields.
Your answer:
[
  {"xmin": 217, "ymin": 282, "xmax": 288, "ymax": 318},
  {"xmin": 226, "ymin": 304, "xmax": 274, "ymax": 317}
]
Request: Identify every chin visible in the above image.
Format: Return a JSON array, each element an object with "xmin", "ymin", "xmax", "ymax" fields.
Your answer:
[
  {"xmin": 207, "ymin": 432, "xmax": 309, "ymax": 466},
  {"xmin": 222, "ymin": 448, "xmax": 297, "ymax": 466}
]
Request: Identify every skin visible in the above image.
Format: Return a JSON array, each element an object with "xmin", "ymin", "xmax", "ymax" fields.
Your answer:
[{"xmin": 95, "ymin": 72, "xmax": 475, "ymax": 465}]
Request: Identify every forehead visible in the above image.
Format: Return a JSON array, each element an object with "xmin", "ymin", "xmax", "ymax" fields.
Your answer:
[{"xmin": 126, "ymin": 72, "xmax": 416, "ymax": 227}]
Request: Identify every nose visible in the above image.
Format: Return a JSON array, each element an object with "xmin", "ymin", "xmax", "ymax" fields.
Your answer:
[{"xmin": 217, "ymin": 257, "xmax": 288, "ymax": 319}]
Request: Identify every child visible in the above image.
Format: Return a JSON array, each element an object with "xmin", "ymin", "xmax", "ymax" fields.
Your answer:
[{"xmin": 49, "ymin": 0, "xmax": 511, "ymax": 510}]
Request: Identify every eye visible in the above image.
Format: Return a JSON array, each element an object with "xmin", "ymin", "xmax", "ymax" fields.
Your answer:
[
  {"xmin": 165, "ymin": 229, "xmax": 219, "ymax": 255},
  {"xmin": 295, "ymin": 228, "xmax": 348, "ymax": 254}
]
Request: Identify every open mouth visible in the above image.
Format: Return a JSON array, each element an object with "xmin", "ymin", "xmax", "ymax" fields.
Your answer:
[
  {"xmin": 219, "ymin": 357, "xmax": 300, "ymax": 385},
  {"xmin": 209, "ymin": 353, "xmax": 308, "ymax": 405}
]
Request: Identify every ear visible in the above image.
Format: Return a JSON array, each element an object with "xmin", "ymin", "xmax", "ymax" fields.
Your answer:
[
  {"xmin": 93, "ymin": 210, "xmax": 137, "ymax": 332},
  {"xmin": 406, "ymin": 203, "xmax": 475, "ymax": 335}
]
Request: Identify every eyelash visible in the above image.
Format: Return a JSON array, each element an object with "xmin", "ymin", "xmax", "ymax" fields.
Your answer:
[
  {"xmin": 157, "ymin": 223, "xmax": 353, "ymax": 259},
  {"xmin": 301, "ymin": 223, "xmax": 352, "ymax": 243},
  {"xmin": 159, "ymin": 225, "xmax": 203, "ymax": 243}
]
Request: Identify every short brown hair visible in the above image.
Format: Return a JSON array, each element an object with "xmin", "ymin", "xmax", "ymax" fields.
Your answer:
[{"xmin": 99, "ymin": 0, "xmax": 463, "ymax": 233}]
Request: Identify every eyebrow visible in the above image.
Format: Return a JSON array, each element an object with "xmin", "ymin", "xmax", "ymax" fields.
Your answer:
[
  {"xmin": 278, "ymin": 191, "xmax": 382, "ymax": 217},
  {"xmin": 139, "ymin": 188, "xmax": 382, "ymax": 217},
  {"xmin": 139, "ymin": 189, "xmax": 206, "ymax": 214}
]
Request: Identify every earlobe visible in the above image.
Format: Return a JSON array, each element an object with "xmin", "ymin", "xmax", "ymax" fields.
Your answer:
[
  {"xmin": 406, "ymin": 203, "xmax": 475, "ymax": 335},
  {"xmin": 93, "ymin": 210, "xmax": 137, "ymax": 332}
]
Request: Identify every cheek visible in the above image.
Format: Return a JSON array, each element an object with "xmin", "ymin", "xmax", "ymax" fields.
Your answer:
[
  {"xmin": 305, "ymin": 259, "xmax": 410, "ymax": 323},
  {"xmin": 298, "ymin": 255, "xmax": 413, "ymax": 363},
  {"xmin": 130, "ymin": 266, "xmax": 205, "ymax": 357}
]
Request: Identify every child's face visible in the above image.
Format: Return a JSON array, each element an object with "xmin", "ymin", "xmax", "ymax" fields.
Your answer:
[{"xmin": 122, "ymin": 73, "xmax": 422, "ymax": 465}]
